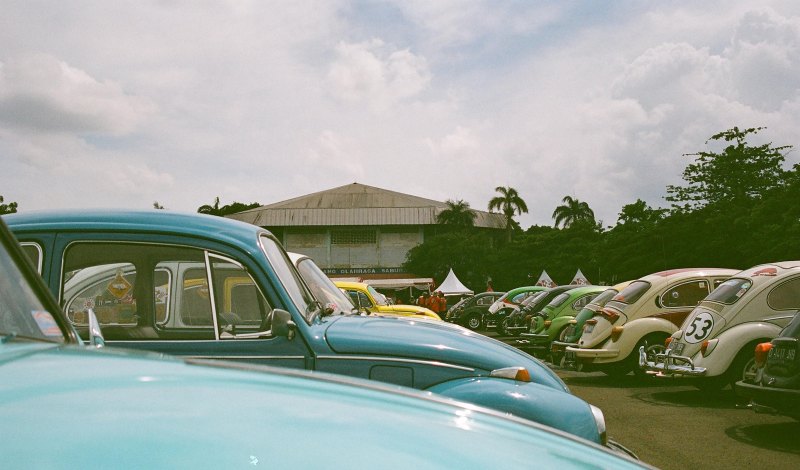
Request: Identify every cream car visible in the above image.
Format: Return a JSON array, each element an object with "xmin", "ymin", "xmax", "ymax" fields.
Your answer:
[
  {"xmin": 640, "ymin": 261, "xmax": 800, "ymax": 390},
  {"xmin": 565, "ymin": 268, "xmax": 738, "ymax": 376}
]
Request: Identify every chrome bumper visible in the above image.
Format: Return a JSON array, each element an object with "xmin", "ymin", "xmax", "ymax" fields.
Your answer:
[
  {"xmin": 519, "ymin": 332, "xmax": 549, "ymax": 342},
  {"xmin": 638, "ymin": 346, "xmax": 707, "ymax": 376}
]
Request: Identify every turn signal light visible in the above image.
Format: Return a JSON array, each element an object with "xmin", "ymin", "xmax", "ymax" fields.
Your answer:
[
  {"xmin": 754, "ymin": 343, "xmax": 773, "ymax": 367},
  {"xmin": 665, "ymin": 337, "xmax": 674, "ymax": 348},
  {"xmin": 700, "ymin": 339, "xmax": 719, "ymax": 357},
  {"xmin": 610, "ymin": 326, "xmax": 624, "ymax": 341},
  {"xmin": 490, "ymin": 367, "xmax": 531, "ymax": 382},
  {"xmin": 598, "ymin": 308, "xmax": 620, "ymax": 323}
]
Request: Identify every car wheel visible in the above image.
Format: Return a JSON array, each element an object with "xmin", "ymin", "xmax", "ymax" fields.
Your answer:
[
  {"xmin": 496, "ymin": 317, "xmax": 508, "ymax": 336},
  {"xmin": 465, "ymin": 313, "xmax": 482, "ymax": 331},
  {"xmin": 730, "ymin": 342, "xmax": 762, "ymax": 392},
  {"xmin": 632, "ymin": 335, "xmax": 667, "ymax": 378}
]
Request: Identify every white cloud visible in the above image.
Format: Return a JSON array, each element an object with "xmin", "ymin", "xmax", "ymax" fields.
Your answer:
[
  {"xmin": 327, "ymin": 39, "xmax": 431, "ymax": 110},
  {"xmin": 0, "ymin": 54, "xmax": 154, "ymax": 134}
]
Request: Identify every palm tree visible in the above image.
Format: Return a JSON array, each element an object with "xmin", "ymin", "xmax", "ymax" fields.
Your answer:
[
  {"xmin": 197, "ymin": 196, "xmax": 222, "ymax": 216},
  {"xmin": 437, "ymin": 199, "xmax": 477, "ymax": 228},
  {"xmin": 552, "ymin": 195, "xmax": 595, "ymax": 228},
  {"xmin": 488, "ymin": 186, "xmax": 528, "ymax": 240}
]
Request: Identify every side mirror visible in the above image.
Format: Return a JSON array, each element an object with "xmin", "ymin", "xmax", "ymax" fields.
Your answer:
[
  {"xmin": 87, "ymin": 308, "xmax": 105, "ymax": 348},
  {"xmin": 271, "ymin": 309, "xmax": 296, "ymax": 340}
]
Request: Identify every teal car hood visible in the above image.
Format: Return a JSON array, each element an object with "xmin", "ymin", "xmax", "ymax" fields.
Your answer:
[
  {"xmin": 324, "ymin": 315, "xmax": 568, "ymax": 392},
  {"xmin": 0, "ymin": 341, "xmax": 645, "ymax": 469}
]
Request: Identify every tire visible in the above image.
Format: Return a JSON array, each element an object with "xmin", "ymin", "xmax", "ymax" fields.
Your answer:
[
  {"xmin": 465, "ymin": 313, "xmax": 482, "ymax": 331},
  {"xmin": 730, "ymin": 343, "xmax": 760, "ymax": 392},
  {"xmin": 496, "ymin": 317, "xmax": 508, "ymax": 336}
]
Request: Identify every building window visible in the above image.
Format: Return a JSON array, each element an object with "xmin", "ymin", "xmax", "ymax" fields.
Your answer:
[{"xmin": 331, "ymin": 229, "xmax": 377, "ymax": 245}]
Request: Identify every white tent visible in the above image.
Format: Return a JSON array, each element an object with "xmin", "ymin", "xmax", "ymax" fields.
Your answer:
[
  {"xmin": 570, "ymin": 269, "xmax": 591, "ymax": 285},
  {"xmin": 436, "ymin": 269, "xmax": 474, "ymax": 296},
  {"xmin": 535, "ymin": 270, "xmax": 558, "ymax": 288}
]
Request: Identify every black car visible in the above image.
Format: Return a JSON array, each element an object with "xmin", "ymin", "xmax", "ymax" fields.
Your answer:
[
  {"xmin": 445, "ymin": 291, "xmax": 505, "ymax": 330},
  {"xmin": 735, "ymin": 310, "xmax": 800, "ymax": 419}
]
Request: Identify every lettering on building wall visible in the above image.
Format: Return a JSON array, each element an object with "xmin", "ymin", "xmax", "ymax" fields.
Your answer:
[{"xmin": 323, "ymin": 267, "xmax": 406, "ymax": 275}]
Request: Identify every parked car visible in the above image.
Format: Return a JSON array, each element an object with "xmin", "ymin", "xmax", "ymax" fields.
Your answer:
[
  {"xmin": 735, "ymin": 310, "xmax": 800, "ymax": 420},
  {"xmin": 641, "ymin": 261, "xmax": 800, "ymax": 390},
  {"xmin": 551, "ymin": 281, "xmax": 632, "ymax": 367},
  {"xmin": 502, "ymin": 286, "xmax": 576, "ymax": 336},
  {"xmin": 7, "ymin": 210, "xmax": 613, "ymax": 446},
  {"xmin": 484, "ymin": 286, "xmax": 548, "ymax": 330},
  {"xmin": 566, "ymin": 268, "xmax": 738, "ymax": 377},
  {"xmin": 335, "ymin": 280, "xmax": 441, "ymax": 320},
  {"xmin": 0, "ymin": 217, "xmax": 649, "ymax": 469},
  {"xmin": 522, "ymin": 285, "xmax": 606, "ymax": 357},
  {"xmin": 445, "ymin": 291, "xmax": 505, "ymax": 330}
]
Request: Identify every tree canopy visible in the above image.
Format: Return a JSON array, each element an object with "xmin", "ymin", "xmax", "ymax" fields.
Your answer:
[
  {"xmin": 488, "ymin": 186, "xmax": 528, "ymax": 240},
  {"xmin": 552, "ymin": 195, "xmax": 595, "ymax": 229},
  {"xmin": 437, "ymin": 199, "xmax": 477, "ymax": 228},
  {"xmin": 198, "ymin": 197, "xmax": 261, "ymax": 217},
  {"xmin": 0, "ymin": 196, "xmax": 18, "ymax": 215}
]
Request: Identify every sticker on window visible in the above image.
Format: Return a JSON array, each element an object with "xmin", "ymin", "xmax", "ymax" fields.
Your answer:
[{"xmin": 32, "ymin": 310, "xmax": 62, "ymax": 337}]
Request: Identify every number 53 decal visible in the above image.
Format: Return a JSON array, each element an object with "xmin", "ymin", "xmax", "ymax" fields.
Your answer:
[{"xmin": 684, "ymin": 311, "xmax": 714, "ymax": 344}]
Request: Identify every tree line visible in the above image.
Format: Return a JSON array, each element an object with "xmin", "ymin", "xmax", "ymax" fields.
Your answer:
[{"xmin": 407, "ymin": 126, "xmax": 800, "ymax": 292}]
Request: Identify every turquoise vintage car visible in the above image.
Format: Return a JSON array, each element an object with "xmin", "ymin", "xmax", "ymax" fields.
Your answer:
[
  {"xmin": 0, "ymin": 218, "xmax": 650, "ymax": 468},
  {"xmin": 7, "ymin": 210, "xmax": 618, "ymax": 448},
  {"xmin": 523, "ymin": 285, "xmax": 607, "ymax": 356}
]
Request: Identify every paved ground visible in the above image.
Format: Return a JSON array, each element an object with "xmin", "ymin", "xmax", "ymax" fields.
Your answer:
[{"xmin": 486, "ymin": 331, "xmax": 800, "ymax": 469}]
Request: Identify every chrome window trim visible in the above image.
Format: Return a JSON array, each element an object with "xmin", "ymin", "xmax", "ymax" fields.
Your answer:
[
  {"xmin": 315, "ymin": 355, "xmax": 475, "ymax": 372},
  {"xmin": 19, "ymin": 242, "xmax": 43, "ymax": 273}
]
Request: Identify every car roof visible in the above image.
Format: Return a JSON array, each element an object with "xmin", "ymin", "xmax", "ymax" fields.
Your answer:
[{"xmin": 5, "ymin": 209, "xmax": 270, "ymax": 248}]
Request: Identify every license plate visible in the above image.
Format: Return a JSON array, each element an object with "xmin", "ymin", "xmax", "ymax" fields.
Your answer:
[
  {"xmin": 670, "ymin": 342, "xmax": 684, "ymax": 355},
  {"xmin": 768, "ymin": 344, "xmax": 797, "ymax": 366},
  {"xmin": 583, "ymin": 324, "xmax": 594, "ymax": 334}
]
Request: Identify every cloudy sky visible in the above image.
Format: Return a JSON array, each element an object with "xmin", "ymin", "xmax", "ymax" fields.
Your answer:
[{"xmin": 2, "ymin": 1, "xmax": 800, "ymax": 228}]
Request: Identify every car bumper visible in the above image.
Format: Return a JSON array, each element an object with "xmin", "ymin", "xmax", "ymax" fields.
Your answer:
[
  {"xmin": 519, "ymin": 332, "xmax": 549, "ymax": 344},
  {"xmin": 734, "ymin": 380, "xmax": 800, "ymax": 417},
  {"xmin": 565, "ymin": 346, "xmax": 620, "ymax": 360},
  {"xmin": 638, "ymin": 347, "xmax": 707, "ymax": 377}
]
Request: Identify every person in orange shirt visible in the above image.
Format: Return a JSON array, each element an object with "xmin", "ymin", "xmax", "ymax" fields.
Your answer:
[{"xmin": 417, "ymin": 291, "xmax": 430, "ymax": 309}]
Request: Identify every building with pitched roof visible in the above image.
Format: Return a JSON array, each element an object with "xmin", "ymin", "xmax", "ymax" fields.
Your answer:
[{"xmin": 227, "ymin": 183, "xmax": 504, "ymax": 280}]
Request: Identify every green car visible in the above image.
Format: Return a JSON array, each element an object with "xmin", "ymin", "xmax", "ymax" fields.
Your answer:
[{"xmin": 522, "ymin": 285, "xmax": 607, "ymax": 358}]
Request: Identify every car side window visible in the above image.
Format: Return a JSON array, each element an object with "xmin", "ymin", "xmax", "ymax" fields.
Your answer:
[
  {"xmin": 659, "ymin": 281, "xmax": 709, "ymax": 308},
  {"xmin": 571, "ymin": 294, "xmax": 596, "ymax": 311},
  {"xmin": 767, "ymin": 277, "xmax": 800, "ymax": 311},
  {"xmin": 19, "ymin": 243, "xmax": 43, "ymax": 274},
  {"xmin": 357, "ymin": 291, "xmax": 373, "ymax": 308},
  {"xmin": 61, "ymin": 242, "xmax": 271, "ymax": 340}
]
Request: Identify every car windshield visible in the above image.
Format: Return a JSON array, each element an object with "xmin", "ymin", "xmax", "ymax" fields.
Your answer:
[
  {"xmin": 0, "ymin": 235, "xmax": 65, "ymax": 343},
  {"xmin": 525, "ymin": 291, "xmax": 548, "ymax": 306},
  {"xmin": 613, "ymin": 281, "xmax": 651, "ymax": 304},
  {"xmin": 367, "ymin": 285, "xmax": 388, "ymax": 306},
  {"xmin": 705, "ymin": 278, "xmax": 753, "ymax": 305},
  {"xmin": 296, "ymin": 258, "xmax": 356, "ymax": 315},
  {"xmin": 258, "ymin": 235, "xmax": 319, "ymax": 323}
]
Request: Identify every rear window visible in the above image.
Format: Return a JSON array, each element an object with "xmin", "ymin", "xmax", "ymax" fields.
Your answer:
[
  {"xmin": 548, "ymin": 292, "xmax": 571, "ymax": 309},
  {"xmin": 705, "ymin": 278, "xmax": 752, "ymax": 305},
  {"xmin": 612, "ymin": 281, "xmax": 651, "ymax": 305}
]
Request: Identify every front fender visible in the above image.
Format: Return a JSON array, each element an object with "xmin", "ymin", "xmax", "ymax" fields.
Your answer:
[
  {"xmin": 548, "ymin": 317, "xmax": 574, "ymax": 341},
  {"xmin": 427, "ymin": 377, "xmax": 603, "ymax": 444}
]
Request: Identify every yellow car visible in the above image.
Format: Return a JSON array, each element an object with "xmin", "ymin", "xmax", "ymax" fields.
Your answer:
[{"xmin": 335, "ymin": 281, "xmax": 441, "ymax": 320}]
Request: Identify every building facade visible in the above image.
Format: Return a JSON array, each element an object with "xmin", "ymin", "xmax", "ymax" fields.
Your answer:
[{"xmin": 227, "ymin": 183, "xmax": 505, "ymax": 279}]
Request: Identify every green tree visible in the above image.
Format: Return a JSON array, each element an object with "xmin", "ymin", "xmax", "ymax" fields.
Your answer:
[
  {"xmin": 666, "ymin": 126, "xmax": 792, "ymax": 212},
  {"xmin": 197, "ymin": 197, "xmax": 260, "ymax": 217},
  {"xmin": 616, "ymin": 199, "xmax": 666, "ymax": 230},
  {"xmin": 153, "ymin": 201, "xmax": 165, "ymax": 210},
  {"xmin": 437, "ymin": 199, "xmax": 477, "ymax": 228},
  {"xmin": 0, "ymin": 196, "xmax": 18, "ymax": 215},
  {"xmin": 552, "ymin": 195, "xmax": 595, "ymax": 229},
  {"xmin": 488, "ymin": 186, "xmax": 528, "ymax": 241}
]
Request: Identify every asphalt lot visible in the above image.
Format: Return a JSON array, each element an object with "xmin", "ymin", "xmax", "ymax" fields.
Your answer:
[{"xmin": 486, "ymin": 331, "xmax": 800, "ymax": 470}]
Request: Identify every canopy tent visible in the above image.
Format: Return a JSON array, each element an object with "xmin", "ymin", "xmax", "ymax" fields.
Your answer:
[
  {"xmin": 436, "ymin": 269, "xmax": 474, "ymax": 296},
  {"xmin": 534, "ymin": 270, "xmax": 558, "ymax": 288},
  {"xmin": 570, "ymin": 269, "xmax": 591, "ymax": 286}
]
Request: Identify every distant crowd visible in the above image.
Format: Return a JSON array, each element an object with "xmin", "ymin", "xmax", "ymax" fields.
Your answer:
[{"xmin": 417, "ymin": 291, "xmax": 448, "ymax": 316}]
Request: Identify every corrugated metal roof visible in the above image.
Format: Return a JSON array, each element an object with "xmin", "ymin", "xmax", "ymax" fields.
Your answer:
[{"xmin": 227, "ymin": 182, "xmax": 506, "ymax": 228}]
